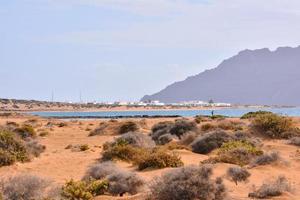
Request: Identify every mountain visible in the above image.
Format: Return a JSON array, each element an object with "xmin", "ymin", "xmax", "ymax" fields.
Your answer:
[{"xmin": 141, "ymin": 46, "xmax": 300, "ymax": 106}]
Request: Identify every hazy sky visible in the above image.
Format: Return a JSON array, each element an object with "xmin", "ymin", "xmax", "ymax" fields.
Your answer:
[{"xmin": 2, "ymin": 0, "xmax": 300, "ymax": 102}]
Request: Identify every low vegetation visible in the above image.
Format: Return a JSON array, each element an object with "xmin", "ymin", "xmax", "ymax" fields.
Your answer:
[
  {"xmin": 217, "ymin": 141, "xmax": 263, "ymax": 166},
  {"xmin": 62, "ymin": 179, "xmax": 109, "ymax": 200},
  {"xmin": 0, "ymin": 174, "xmax": 58, "ymax": 200},
  {"xmin": 248, "ymin": 176, "xmax": 291, "ymax": 199},
  {"xmin": 227, "ymin": 167, "xmax": 251, "ymax": 185},
  {"xmin": 116, "ymin": 132, "xmax": 155, "ymax": 148},
  {"xmin": 83, "ymin": 162, "xmax": 144, "ymax": 197},
  {"xmin": 289, "ymin": 136, "xmax": 300, "ymax": 146},
  {"xmin": 101, "ymin": 138, "xmax": 183, "ymax": 170},
  {"xmin": 241, "ymin": 110, "xmax": 273, "ymax": 119},
  {"xmin": 250, "ymin": 151, "xmax": 281, "ymax": 167},
  {"xmin": 191, "ymin": 130, "xmax": 232, "ymax": 154},
  {"xmin": 149, "ymin": 165, "xmax": 226, "ymax": 200},
  {"xmin": 250, "ymin": 113, "xmax": 297, "ymax": 138},
  {"xmin": 118, "ymin": 121, "xmax": 139, "ymax": 134},
  {"xmin": 14, "ymin": 124, "xmax": 36, "ymax": 139}
]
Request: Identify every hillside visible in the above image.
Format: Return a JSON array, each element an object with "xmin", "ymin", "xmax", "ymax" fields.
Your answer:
[{"xmin": 142, "ymin": 46, "xmax": 300, "ymax": 106}]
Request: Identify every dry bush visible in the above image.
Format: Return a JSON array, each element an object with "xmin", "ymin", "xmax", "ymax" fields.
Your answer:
[
  {"xmin": 39, "ymin": 131, "xmax": 49, "ymax": 137},
  {"xmin": 250, "ymin": 113, "xmax": 297, "ymax": 139},
  {"xmin": 83, "ymin": 162, "xmax": 144, "ymax": 196},
  {"xmin": 116, "ymin": 132, "xmax": 155, "ymax": 148},
  {"xmin": 157, "ymin": 133, "xmax": 176, "ymax": 145},
  {"xmin": 217, "ymin": 121, "xmax": 244, "ymax": 131},
  {"xmin": 217, "ymin": 141, "xmax": 263, "ymax": 166},
  {"xmin": 149, "ymin": 165, "xmax": 226, "ymax": 200},
  {"xmin": 201, "ymin": 123, "xmax": 216, "ymax": 132},
  {"xmin": 89, "ymin": 122, "xmax": 109, "ymax": 136},
  {"xmin": 137, "ymin": 150, "xmax": 183, "ymax": 170},
  {"xmin": 233, "ymin": 131, "xmax": 262, "ymax": 147},
  {"xmin": 107, "ymin": 171, "xmax": 144, "ymax": 196},
  {"xmin": 179, "ymin": 132, "xmax": 198, "ymax": 146},
  {"xmin": 169, "ymin": 119, "xmax": 197, "ymax": 139},
  {"xmin": 227, "ymin": 167, "xmax": 251, "ymax": 185},
  {"xmin": 83, "ymin": 161, "xmax": 119, "ymax": 180},
  {"xmin": 248, "ymin": 176, "xmax": 291, "ymax": 199},
  {"xmin": 191, "ymin": 130, "xmax": 232, "ymax": 154},
  {"xmin": 118, "ymin": 121, "xmax": 139, "ymax": 134},
  {"xmin": 151, "ymin": 121, "xmax": 173, "ymax": 134},
  {"xmin": 5, "ymin": 121, "xmax": 19, "ymax": 128},
  {"xmin": 57, "ymin": 122, "xmax": 67, "ymax": 127},
  {"xmin": 25, "ymin": 140, "xmax": 46, "ymax": 157},
  {"xmin": 289, "ymin": 137, "xmax": 300, "ymax": 146},
  {"xmin": 0, "ymin": 174, "xmax": 58, "ymax": 200},
  {"xmin": 14, "ymin": 124, "xmax": 36, "ymax": 139},
  {"xmin": 250, "ymin": 151, "xmax": 281, "ymax": 167},
  {"xmin": 0, "ymin": 150, "xmax": 15, "ymax": 167}
]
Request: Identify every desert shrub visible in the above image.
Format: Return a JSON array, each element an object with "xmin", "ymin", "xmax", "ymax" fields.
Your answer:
[
  {"xmin": 217, "ymin": 141, "xmax": 263, "ymax": 166},
  {"xmin": 83, "ymin": 162, "xmax": 144, "ymax": 196},
  {"xmin": 250, "ymin": 151, "xmax": 280, "ymax": 167},
  {"xmin": 248, "ymin": 176, "xmax": 291, "ymax": 199},
  {"xmin": 39, "ymin": 131, "xmax": 49, "ymax": 137},
  {"xmin": 88, "ymin": 122, "xmax": 108, "ymax": 136},
  {"xmin": 107, "ymin": 171, "xmax": 144, "ymax": 196},
  {"xmin": 157, "ymin": 133, "xmax": 175, "ymax": 145},
  {"xmin": 101, "ymin": 140, "xmax": 147, "ymax": 162},
  {"xmin": 289, "ymin": 137, "xmax": 300, "ymax": 146},
  {"xmin": 25, "ymin": 140, "xmax": 46, "ymax": 157},
  {"xmin": 14, "ymin": 124, "xmax": 36, "ymax": 139},
  {"xmin": 194, "ymin": 115, "xmax": 210, "ymax": 124},
  {"xmin": 79, "ymin": 144, "xmax": 89, "ymax": 151},
  {"xmin": 251, "ymin": 113, "xmax": 296, "ymax": 139},
  {"xmin": 179, "ymin": 132, "xmax": 197, "ymax": 146},
  {"xmin": 118, "ymin": 121, "xmax": 139, "ymax": 134},
  {"xmin": 0, "ymin": 174, "xmax": 56, "ymax": 200},
  {"xmin": 227, "ymin": 167, "xmax": 251, "ymax": 185},
  {"xmin": 210, "ymin": 115, "xmax": 227, "ymax": 120},
  {"xmin": 137, "ymin": 150, "xmax": 183, "ymax": 170},
  {"xmin": 217, "ymin": 121, "xmax": 243, "ymax": 131},
  {"xmin": 201, "ymin": 123, "xmax": 216, "ymax": 132},
  {"xmin": 151, "ymin": 121, "xmax": 173, "ymax": 133},
  {"xmin": 116, "ymin": 132, "xmax": 155, "ymax": 148},
  {"xmin": 169, "ymin": 119, "xmax": 197, "ymax": 139},
  {"xmin": 61, "ymin": 179, "xmax": 109, "ymax": 200},
  {"xmin": 0, "ymin": 130, "xmax": 29, "ymax": 164},
  {"xmin": 83, "ymin": 162, "xmax": 118, "ymax": 180},
  {"xmin": 149, "ymin": 165, "xmax": 226, "ymax": 200},
  {"xmin": 241, "ymin": 110, "xmax": 273, "ymax": 119},
  {"xmin": 191, "ymin": 130, "xmax": 232, "ymax": 154},
  {"xmin": 0, "ymin": 150, "xmax": 15, "ymax": 167}
]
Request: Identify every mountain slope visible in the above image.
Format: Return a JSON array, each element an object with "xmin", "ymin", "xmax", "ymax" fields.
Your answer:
[{"xmin": 141, "ymin": 46, "xmax": 300, "ymax": 106}]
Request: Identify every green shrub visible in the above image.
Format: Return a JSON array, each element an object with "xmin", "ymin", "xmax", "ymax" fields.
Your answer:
[
  {"xmin": 251, "ymin": 113, "xmax": 296, "ymax": 138},
  {"xmin": 14, "ymin": 124, "xmax": 36, "ymax": 139},
  {"xmin": 61, "ymin": 179, "xmax": 109, "ymax": 200},
  {"xmin": 217, "ymin": 141, "xmax": 263, "ymax": 166},
  {"xmin": 101, "ymin": 140, "xmax": 147, "ymax": 162},
  {"xmin": 137, "ymin": 150, "xmax": 183, "ymax": 170},
  {"xmin": 118, "ymin": 121, "xmax": 139, "ymax": 134},
  {"xmin": 241, "ymin": 110, "xmax": 273, "ymax": 119},
  {"xmin": 0, "ymin": 130, "xmax": 29, "ymax": 164}
]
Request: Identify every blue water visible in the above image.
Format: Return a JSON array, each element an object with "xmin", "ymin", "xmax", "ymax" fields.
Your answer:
[{"xmin": 29, "ymin": 107, "xmax": 300, "ymax": 118}]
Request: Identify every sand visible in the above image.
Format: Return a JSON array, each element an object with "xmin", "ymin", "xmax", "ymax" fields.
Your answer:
[{"xmin": 0, "ymin": 115, "xmax": 299, "ymax": 200}]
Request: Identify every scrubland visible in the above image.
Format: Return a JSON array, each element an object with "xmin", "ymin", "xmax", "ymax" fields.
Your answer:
[{"xmin": 0, "ymin": 112, "xmax": 299, "ymax": 199}]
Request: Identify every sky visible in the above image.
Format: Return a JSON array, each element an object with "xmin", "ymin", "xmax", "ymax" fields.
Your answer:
[{"xmin": 1, "ymin": 0, "xmax": 300, "ymax": 102}]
